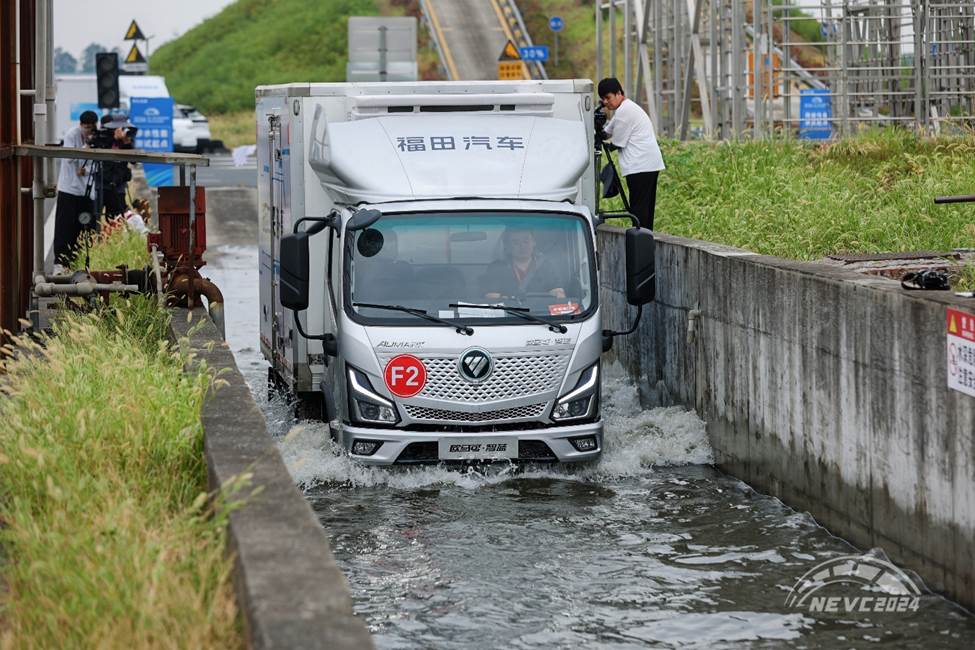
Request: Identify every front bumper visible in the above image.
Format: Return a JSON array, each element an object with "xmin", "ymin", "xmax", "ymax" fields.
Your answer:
[{"xmin": 338, "ymin": 421, "xmax": 603, "ymax": 465}]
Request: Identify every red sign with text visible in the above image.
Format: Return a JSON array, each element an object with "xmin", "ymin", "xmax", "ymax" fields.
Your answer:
[
  {"xmin": 384, "ymin": 354, "xmax": 427, "ymax": 398},
  {"xmin": 947, "ymin": 307, "xmax": 975, "ymax": 398}
]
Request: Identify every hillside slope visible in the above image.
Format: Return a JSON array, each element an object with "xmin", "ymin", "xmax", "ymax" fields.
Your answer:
[{"xmin": 151, "ymin": 0, "xmax": 379, "ymax": 113}]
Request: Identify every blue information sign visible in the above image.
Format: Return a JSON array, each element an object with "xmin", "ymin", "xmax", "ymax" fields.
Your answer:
[
  {"xmin": 799, "ymin": 89, "xmax": 832, "ymax": 140},
  {"xmin": 129, "ymin": 96, "xmax": 175, "ymax": 186},
  {"xmin": 519, "ymin": 45, "xmax": 549, "ymax": 62},
  {"xmin": 549, "ymin": 16, "xmax": 564, "ymax": 32}
]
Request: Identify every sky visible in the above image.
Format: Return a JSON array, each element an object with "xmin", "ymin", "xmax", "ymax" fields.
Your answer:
[{"xmin": 54, "ymin": 0, "xmax": 236, "ymax": 59}]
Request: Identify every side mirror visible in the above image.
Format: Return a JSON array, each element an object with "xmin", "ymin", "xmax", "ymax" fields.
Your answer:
[
  {"xmin": 279, "ymin": 232, "xmax": 310, "ymax": 310},
  {"xmin": 625, "ymin": 227, "xmax": 655, "ymax": 305},
  {"xmin": 347, "ymin": 208, "xmax": 382, "ymax": 231}
]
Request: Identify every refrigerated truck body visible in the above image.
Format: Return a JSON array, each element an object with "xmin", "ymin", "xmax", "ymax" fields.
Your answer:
[{"xmin": 258, "ymin": 80, "xmax": 653, "ymax": 465}]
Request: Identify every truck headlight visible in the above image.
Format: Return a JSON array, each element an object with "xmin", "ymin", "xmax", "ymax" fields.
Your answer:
[
  {"xmin": 347, "ymin": 366, "xmax": 399, "ymax": 425},
  {"xmin": 551, "ymin": 363, "xmax": 599, "ymax": 421}
]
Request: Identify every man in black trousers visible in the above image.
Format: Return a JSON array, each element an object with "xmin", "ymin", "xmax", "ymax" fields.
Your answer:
[
  {"xmin": 597, "ymin": 78, "xmax": 665, "ymax": 230},
  {"xmin": 53, "ymin": 110, "xmax": 98, "ymax": 270}
]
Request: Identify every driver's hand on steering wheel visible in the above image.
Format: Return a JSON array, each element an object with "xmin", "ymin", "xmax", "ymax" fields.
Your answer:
[{"xmin": 549, "ymin": 288, "xmax": 566, "ymax": 299}]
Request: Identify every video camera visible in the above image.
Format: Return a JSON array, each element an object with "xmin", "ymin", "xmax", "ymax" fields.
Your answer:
[
  {"xmin": 88, "ymin": 125, "xmax": 138, "ymax": 150},
  {"xmin": 594, "ymin": 105, "xmax": 608, "ymax": 140}
]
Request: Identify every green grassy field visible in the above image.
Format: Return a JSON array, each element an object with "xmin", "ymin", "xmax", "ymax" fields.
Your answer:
[
  {"xmin": 152, "ymin": 0, "xmax": 443, "ymax": 118},
  {"xmin": 151, "ymin": 0, "xmax": 378, "ymax": 114},
  {"xmin": 608, "ymin": 129, "xmax": 975, "ymax": 260},
  {"xmin": 2, "ymin": 231, "xmax": 243, "ymax": 646}
]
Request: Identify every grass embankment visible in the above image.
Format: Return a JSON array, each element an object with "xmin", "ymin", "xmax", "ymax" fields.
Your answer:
[
  {"xmin": 153, "ymin": 0, "xmax": 444, "ymax": 148},
  {"xmin": 609, "ymin": 129, "xmax": 975, "ymax": 260},
  {"xmin": 1, "ymin": 255, "xmax": 242, "ymax": 644},
  {"xmin": 70, "ymin": 218, "xmax": 152, "ymax": 270},
  {"xmin": 152, "ymin": 0, "xmax": 378, "ymax": 114},
  {"xmin": 208, "ymin": 111, "xmax": 255, "ymax": 150}
]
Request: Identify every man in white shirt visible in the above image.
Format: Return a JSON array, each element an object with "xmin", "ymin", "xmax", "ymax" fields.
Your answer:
[
  {"xmin": 53, "ymin": 110, "xmax": 98, "ymax": 268},
  {"xmin": 598, "ymin": 78, "xmax": 665, "ymax": 230}
]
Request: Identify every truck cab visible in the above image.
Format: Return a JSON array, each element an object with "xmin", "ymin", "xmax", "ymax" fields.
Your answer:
[{"xmin": 257, "ymin": 80, "xmax": 653, "ymax": 465}]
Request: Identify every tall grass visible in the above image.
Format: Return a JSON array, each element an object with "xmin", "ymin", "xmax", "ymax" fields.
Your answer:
[
  {"xmin": 0, "ymin": 300, "xmax": 243, "ymax": 648},
  {"xmin": 70, "ymin": 218, "xmax": 151, "ymax": 271},
  {"xmin": 608, "ymin": 128, "xmax": 975, "ymax": 260}
]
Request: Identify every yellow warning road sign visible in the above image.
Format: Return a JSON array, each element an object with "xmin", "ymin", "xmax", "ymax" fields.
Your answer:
[
  {"xmin": 499, "ymin": 40, "xmax": 521, "ymax": 61},
  {"xmin": 125, "ymin": 43, "xmax": 147, "ymax": 64},
  {"xmin": 124, "ymin": 20, "xmax": 147, "ymax": 41},
  {"xmin": 498, "ymin": 61, "xmax": 525, "ymax": 80}
]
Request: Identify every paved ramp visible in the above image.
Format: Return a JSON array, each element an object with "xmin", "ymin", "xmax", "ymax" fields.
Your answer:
[{"xmin": 424, "ymin": 0, "xmax": 521, "ymax": 80}]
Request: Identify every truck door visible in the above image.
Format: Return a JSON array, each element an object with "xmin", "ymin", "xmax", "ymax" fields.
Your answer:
[{"xmin": 267, "ymin": 114, "xmax": 286, "ymax": 374}]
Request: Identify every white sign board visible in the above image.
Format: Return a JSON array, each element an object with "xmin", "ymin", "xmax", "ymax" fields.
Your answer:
[
  {"xmin": 947, "ymin": 307, "xmax": 975, "ymax": 398},
  {"xmin": 347, "ymin": 16, "xmax": 418, "ymax": 82}
]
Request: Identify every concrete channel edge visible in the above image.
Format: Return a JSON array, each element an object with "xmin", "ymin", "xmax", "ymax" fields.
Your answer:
[
  {"xmin": 598, "ymin": 226, "xmax": 975, "ymax": 611},
  {"xmin": 170, "ymin": 309, "xmax": 374, "ymax": 650}
]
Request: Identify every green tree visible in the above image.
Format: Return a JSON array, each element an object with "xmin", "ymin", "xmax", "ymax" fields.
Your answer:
[{"xmin": 54, "ymin": 47, "xmax": 77, "ymax": 74}]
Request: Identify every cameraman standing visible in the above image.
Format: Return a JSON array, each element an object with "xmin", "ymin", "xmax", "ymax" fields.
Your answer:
[
  {"xmin": 597, "ymin": 78, "xmax": 665, "ymax": 230},
  {"xmin": 53, "ymin": 110, "xmax": 98, "ymax": 269},
  {"xmin": 96, "ymin": 114, "xmax": 134, "ymax": 218}
]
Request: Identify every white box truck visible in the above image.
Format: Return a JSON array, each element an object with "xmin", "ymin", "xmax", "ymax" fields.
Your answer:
[{"xmin": 257, "ymin": 80, "xmax": 654, "ymax": 465}]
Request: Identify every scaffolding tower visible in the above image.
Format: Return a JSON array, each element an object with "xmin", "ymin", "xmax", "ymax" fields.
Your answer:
[{"xmin": 595, "ymin": 0, "xmax": 975, "ymax": 139}]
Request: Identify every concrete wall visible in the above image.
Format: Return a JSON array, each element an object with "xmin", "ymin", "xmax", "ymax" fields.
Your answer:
[
  {"xmin": 170, "ymin": 309, "xmax": 373, "ymax": 650},
  {"xmin": 598, "ymin": 227, "xmax": 975, "ymax": 610}
]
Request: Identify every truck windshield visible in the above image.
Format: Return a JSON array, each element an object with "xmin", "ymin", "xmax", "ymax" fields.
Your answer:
[{"xmin": 347, "ymin": 212, "xmax": 596, "ymax": 325}]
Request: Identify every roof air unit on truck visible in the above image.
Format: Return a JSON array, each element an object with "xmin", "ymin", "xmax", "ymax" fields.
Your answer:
[{"xmin": 257, "ymin": 80, "xmax": 654, "ymax": 465}]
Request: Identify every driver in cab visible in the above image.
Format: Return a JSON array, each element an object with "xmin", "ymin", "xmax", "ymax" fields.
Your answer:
[{"xmin": 481, "ymin": 227, "xmax": 567, "ymax": 301}]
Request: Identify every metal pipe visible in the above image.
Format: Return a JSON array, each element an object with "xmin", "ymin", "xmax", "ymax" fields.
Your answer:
[
  {"xmin": 33, "ymin": 279, "xmax": 140, "ymax": 297},
  {"xmin": 752, "ymin": 0, "xmax": 762, "ymax": 138},
  {"xmin": 189, "ymin": 165, "xmax": 196, "ymax": 255},
  {"xmin": 595, "ymin": 0, "xmax": 602, "ymax": 83},
  {"xmin": 624, "ymin": 0, "xmax": 631, "ymax": 96},
  {"xmin": 150, "ymin": 245, "xmax": 165, "ymax": 307},
  {"xmin": 33, "ymin": 0, "xmax": 49, "ymax": 277},
  {"xmin": 44, "ymin": 0, "xmax": 55, "ymax": 179},
  {"xmin": 609, "ymin": 0, "xmax": 616, "ymax": 79}
]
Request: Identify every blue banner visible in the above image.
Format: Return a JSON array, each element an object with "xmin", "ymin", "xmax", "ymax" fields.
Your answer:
[
  {"xmin": 129, "ymin": 96, "xmax": 174, "ymax": 186},
  {"xmin": 519, "ymin": 45, "xmax": 549, "ymax": 62},
  {"xmin": 799, "ymin": 89, "xmax": 832, "ymax": 140}
]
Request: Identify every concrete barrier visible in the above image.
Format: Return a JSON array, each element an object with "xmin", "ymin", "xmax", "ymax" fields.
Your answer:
[
  {"xmin": 170, "ymin": 309, "xmax": 373, "ymax": 650},
  {"xmin": 598, "ymin": 226, "xmax": 975, "ymax": 610}
]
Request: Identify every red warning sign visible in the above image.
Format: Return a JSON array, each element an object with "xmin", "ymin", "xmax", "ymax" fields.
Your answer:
[
  {"xmin": 947, "ymin": 307, "xmax": 975, "ymax": 398},
  {"xmin": 384, "ymin": 354, "xmax": 427, "ymax": 398}
]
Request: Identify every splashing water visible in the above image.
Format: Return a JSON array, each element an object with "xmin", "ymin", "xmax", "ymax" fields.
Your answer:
[{"xmin": 274, "ymin": 362, "xmax": 712, "ymax": 489}]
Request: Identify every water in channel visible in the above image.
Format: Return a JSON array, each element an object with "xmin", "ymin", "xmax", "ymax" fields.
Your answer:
[{"xmin": 209, "ymin": 246, "xmax": 974, "ymax": 649}]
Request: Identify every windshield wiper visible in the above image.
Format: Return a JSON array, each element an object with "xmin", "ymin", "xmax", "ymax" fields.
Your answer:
[
  {"xmin": 448, "ymin": 303, "xmax": 568, "ymax": 334},
  {"xmin": 354, "ymin": 302, "xmax": 474, "ymax": 336}
]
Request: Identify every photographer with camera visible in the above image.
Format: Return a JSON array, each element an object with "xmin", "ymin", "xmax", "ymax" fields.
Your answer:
[
  {"xmin": 94, "ymin": 114, "xmax": 136, "ymax": 219},
  {"xmin": 52, "ymin": 110, "xmax": 100, "ymax": 269},
  {"xmin": 596, "ymin": 77, "xmax": 665, "ymax": 230}
]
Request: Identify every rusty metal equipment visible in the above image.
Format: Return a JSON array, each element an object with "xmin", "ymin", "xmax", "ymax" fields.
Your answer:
[
  {"xmin": 150, "ymin": 186, "xmax": 207, "ymax": 269},
  {"xmin": 149, "ymin": 185, "xmax": 225, "ymax": 337},
  {"xmin": 15, "ymin": 146, "xmax": 225, "ymax": 338}
]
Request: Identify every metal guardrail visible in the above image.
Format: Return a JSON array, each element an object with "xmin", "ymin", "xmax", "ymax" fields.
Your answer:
[{"xmin": 417, "ymin": 0, "xmax": 453, "ymax": 80}]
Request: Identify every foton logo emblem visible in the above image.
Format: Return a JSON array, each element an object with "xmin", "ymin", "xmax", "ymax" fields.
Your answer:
[{"xmin": 458, "ymin": 349, "xmax": 493, "ymax": 383}]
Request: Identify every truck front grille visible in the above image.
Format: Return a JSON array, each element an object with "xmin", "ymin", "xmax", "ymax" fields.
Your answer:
[
  {"xmin": 396, "ymin": 352, "xmax": 570, "ymax": 404},
  {"xmin": 404, "ymin": 403, "xmax": 547, "ymax": 423}
]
